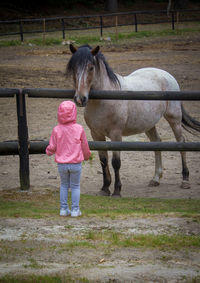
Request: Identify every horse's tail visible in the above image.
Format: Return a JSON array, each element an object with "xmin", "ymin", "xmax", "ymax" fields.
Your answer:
[{"xmin": 181, "ymin": 104, "xmax": 200, "ymax": 133}]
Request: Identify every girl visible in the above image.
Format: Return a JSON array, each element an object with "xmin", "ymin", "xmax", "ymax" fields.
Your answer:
[{"xmin": 46, "ymin": 101, "xmax": 91, "ymax": 217}]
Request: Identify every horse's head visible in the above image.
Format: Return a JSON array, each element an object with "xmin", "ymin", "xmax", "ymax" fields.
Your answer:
[{"xmin": 67, "ymin": 44, "xmax": 100, "ymax": 107}]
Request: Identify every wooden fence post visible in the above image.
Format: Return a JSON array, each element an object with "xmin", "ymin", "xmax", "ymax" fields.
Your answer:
[
  {"xmin": 16, "ymin": 89, "xmax": 30, "ymax": 190},
  {"xmin": 115, "ymin": 15, "xmax": 118, "ymax": 40},
  {"xmin": 134, "ymin": 14, "xmax": 138, "ymax": 32},
  {"xmin": 43, "ymin": 18, "xmax": 46, "ymax": 44},
  {"xmin": 61, "ymin": 18, "xmax": 65, "ymax": 39},
  {"xmin": 19, "ymin": 20, "xmax": 24, "ymax": 42},
  {"xmin": 171, "ymin": 11, "xmax": 175, "ymax": 30},
  {"xmin": 100, "ymin": 16, "xmax": 103, "ymax": 38}
]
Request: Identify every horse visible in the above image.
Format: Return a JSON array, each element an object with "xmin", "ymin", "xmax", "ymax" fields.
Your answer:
[{"xmin": 67, "ymin": 44, "xmax": 200, "ymax": 197}]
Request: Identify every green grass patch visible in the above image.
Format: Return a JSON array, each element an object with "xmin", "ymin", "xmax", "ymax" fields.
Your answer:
[
  {"xmin": 52, "ymin": 230, "xmax": 200, "ymax": 251},
  {"xmin": 0, "ymin": 39, "xmax": 22, "ymax": 47},
  {"xmin": 0, "ymin": 198, "xmax": 58, "ymax": 218},
  {"xmin": 23, "ymin": 258, "xmax": 45, "ymax": 269},
  {"xmin": 29, "ymin": 37, "xmax": 63, "ymax": 45},
  {"xmin": 0, "ymin": 27, "xmax": 199, "ymax": 47},
  {"xmin": 81, "ymin": 195, "xmax": 200, "ymax": 218},
  {"xmin": 119, "ymin": 233, "xmax": 200, "ymax": 250},
  {"xmin": 81, "ymin": 230, "xmax": 200, "ymax": 250},
  {"xmin": 0, "ymin": 274, "xmax": 89, "ymax": 283},
  {"xmin": 56, "ymin": 232, "xmax": 200, "ymax": 252},
  {"xmin": 0, "ymin": 192, "xmax": 199, "ymax": 219},
  {"xmin": 114, "ymin": 27, "xmax": 200, "ymax": 40},
  {"xmin": 0, "ymin": 273, "xmax": 199, "ymax": 283},
  {"xmin": 59, "ymin": 240, "xmax": 95, "ymax": 252}
]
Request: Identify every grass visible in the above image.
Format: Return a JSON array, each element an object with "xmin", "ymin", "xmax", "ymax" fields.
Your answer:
[
  {"xmin": 0, "ymin": 190, "xmax": 199, "ymax": 282},
  {"xmin": 0, "ymin": 191, "xmax": 200, "ymax": 219},
  {"xmin": 0, "ymin": 275, "xmax": 89, "ymax": 283},
  {"xmin": 1, "ymin": 229, "xmax": 198, "ymax": 253},
  {"xmin": 58, "ymin": 240, "xmax": 95, "ymax": 251},
  {"xmin": 81, "ymin": 195, "xmax": 200, "ymax": 218},
  {"xmin": 0, "ymin": 199, "xmax": 57, "ymax": 218},
  {"xmin": 1, "ymin": 275, "xmax": 199, "ymax": 283},
  {"xmin": 0, "ymin": 26, "xmax": 199, "ymax": 47},
  {"xmin": 23, "ymin": 258, "xmax": 45, "ymax": 269},
  {"xmin": 82, "ymin": 230, "xmax": 200, "ymax": 250},
  {"xmin": 1, "ymin": 274, "xmax": 199, "ymax": 283}
]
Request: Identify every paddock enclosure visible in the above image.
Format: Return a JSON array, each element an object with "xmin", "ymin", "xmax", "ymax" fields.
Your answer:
[
  {"xmin": 0, "ymin": 33, "xmax": 200, "ymax": 199},
  {"xmin": 1, "ymin": 9, "xmax": 199, "ymax": 42}
]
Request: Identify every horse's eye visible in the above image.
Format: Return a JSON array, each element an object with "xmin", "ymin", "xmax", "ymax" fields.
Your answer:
[{"xmin": 89, "ymin": 66, "xmax": 94, "ymax": 72}]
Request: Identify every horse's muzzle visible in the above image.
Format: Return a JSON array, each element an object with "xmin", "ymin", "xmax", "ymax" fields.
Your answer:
[{"xmin": 74, "ymin": 95, "xmax": 88, "ymax": 107}]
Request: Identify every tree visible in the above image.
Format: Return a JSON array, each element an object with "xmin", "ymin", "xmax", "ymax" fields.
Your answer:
[
  {"xmin": 167, "ymin": 0, "xmax": 189, "ymax": 14},
  {"xmin": 105, "ymin": 0, "xmax": 118, "ymax": 12}
]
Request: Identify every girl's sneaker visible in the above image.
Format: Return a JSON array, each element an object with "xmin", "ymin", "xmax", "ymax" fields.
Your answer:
[
  {"xmin": 60, "ymin": 208, "xmax": 71, "ymax": 216},
  {"xmin": 71, "ymin": 209, "xmax": 82, "ymax": 217}
]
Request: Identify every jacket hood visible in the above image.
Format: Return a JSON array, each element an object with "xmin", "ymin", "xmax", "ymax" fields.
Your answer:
[{"xmin": 57, "ymin": 101, "xmax": 77, "ymax": 124}]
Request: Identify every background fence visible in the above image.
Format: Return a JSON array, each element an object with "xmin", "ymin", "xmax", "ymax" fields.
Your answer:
[
  {"xmin": 0, "ymin": 9, "xmax": 200, "ymax": 42},
  {"xmin": 0, "ymin": 87, "xmax": 200, "ymax": 190}
]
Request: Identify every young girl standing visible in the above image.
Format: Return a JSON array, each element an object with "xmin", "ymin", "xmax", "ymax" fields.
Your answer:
[{"xmin": 46, "ymin": 101, "xmax": 91, "ymax": 217}]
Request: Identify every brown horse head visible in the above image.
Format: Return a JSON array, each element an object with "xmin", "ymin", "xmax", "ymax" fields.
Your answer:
[
  {"xmin": 67, "ymin": 44, "xmax": 99, "ymax": 107},
  {"xmin": 67, "ymin": 44, "xmax": 120, "ymax": 107}
]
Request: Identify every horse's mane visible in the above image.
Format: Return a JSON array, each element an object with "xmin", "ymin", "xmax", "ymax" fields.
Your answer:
[{"xmin": 67, "ymin": 44, "xmax": 120, "ymax": 88}]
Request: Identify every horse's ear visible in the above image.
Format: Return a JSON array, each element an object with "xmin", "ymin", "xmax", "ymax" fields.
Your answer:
[
  {"xmin": 69, "ymin": 44, "xmax": 77, "ymax": 54},
  {"xmin": 91, "ymin": 46, "xmax": 100, "ymax": 56}
]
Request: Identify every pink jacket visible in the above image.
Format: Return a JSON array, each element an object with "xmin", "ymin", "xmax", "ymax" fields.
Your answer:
[{"xmin": 46, "ymin": 101, "xmax": 91, "ymax": 163}]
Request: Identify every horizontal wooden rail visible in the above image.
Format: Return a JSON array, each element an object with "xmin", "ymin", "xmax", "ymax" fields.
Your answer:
[
  {"xmin": 24, "ymin": 88, "xmax": 200, "ymax": 100},
  {"xmin": 0, "ymin": 9, "xmax": 199, "ymax": 24},
  {"xmin": 1, "ymin": 88, "xmax": 200, "ymax": 100},
  {"xmin": 1, "ymin": 141, "xmax": 200, "ymax": 156},
  {"xmin": 0, "ymin": 88, "xmax": 19, "ymax": 97},
  {"xmin": 2, "ymin": 88, "xmax": 200, "ymax": 100}
]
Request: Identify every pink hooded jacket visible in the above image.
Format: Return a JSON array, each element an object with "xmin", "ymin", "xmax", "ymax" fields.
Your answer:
[{"xmin": 46, "ymin": 101, "xmax": 91, "ymax": 163}]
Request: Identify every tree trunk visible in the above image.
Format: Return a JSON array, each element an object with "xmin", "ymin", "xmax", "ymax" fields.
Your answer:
[
  {"xmin": 105, "ymin": 0, "xmax": 118, "ymax": 12},
  {"xmin": 174, "ymin": 0, "xmax": 188, "ymax": 10}
]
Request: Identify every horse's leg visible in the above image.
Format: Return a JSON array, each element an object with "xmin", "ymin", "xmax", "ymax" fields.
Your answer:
[
  {"xmin": 109, "ymin": 132, "xmax": 122, "ymax": 197},
  {"xmin": 146, "ymin": 127, "xmax": 163, "ymax": 186},
  {"xmin": 164, "ymin": 105, "xmax": 190, "ymax": 189},
  {"xmin": 98, "ymin": 150, "xmax": 112, "ymax": 196},
  {"xmin": 112, "ymin": 151, "xmax": 122, "ymax": 197},
  {"xmin": 168, "ymin": 125, "xmax": 190, "ymax": 189},
  {"xmin": 91, "ymin": 131, "xmax": 111, "ymax": 196}
]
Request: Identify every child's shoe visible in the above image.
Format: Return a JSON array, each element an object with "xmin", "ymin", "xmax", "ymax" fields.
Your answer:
[
  {"xmin": 60, "ymin": 208, "xmax": 71, "ymax": 216},
  {"xmin": 71, "ymin": 209, "xmax": 82, "ymax": 217}
]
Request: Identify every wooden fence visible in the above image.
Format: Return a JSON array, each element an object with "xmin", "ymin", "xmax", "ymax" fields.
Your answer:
[
  {"xmin": 0, "ymin": 9, "xmax": 199, "ymax": 42},
  {"xmin": 0, "ymin": 87, "xmax": 200, "ymax": 190}
]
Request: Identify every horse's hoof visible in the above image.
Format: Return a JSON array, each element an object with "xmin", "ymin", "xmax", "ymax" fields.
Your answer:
[
  {"xmin": 112, "ymin": 193, "xmax": 121, "ymax": 198},
  {"xmin": 148, "ymin": 180, "xmax": 160, "ymax": 187},
  {"xmin": 97, "ymin": 189, "xmax": 111, "ymax": 196},
  {"xmin": 181, "ymin": 181, "xmax": 191, "ymax": 189}
]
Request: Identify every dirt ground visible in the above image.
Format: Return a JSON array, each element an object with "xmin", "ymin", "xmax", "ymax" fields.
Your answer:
[
  {"xmin": 0, "ymin": 214, "xmax": 200, "ymax": 282},
  {"xmin": 0, "ymin": 33, "xmax": 200, "ymax": 198},
  {"xmin": 0, "ymin": 33, "xmax": 200, "ymax": 282}
]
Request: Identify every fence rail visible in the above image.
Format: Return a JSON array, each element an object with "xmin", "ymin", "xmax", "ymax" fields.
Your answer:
[
  {"xmin": 2, "ymin": 88, "xmax": 200, "ymax": 100},
  {"xmin": 0, "ymin": 9, "xmax": 199, "ymax": 42},
  {"xmin": 0, "ymin": 87, "xmax": 200, "ymax": 190},
  {"xmin": 25, "ymin": 88, "xmax": 200, "ymax": 100},
  {"xmin": 1, "ymin": 141, "xmax": 200, "ymax": 156}
]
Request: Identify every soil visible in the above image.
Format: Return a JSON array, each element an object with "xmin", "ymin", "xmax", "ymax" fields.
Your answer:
[
  {"xmin": 0, "ymin": 214, "xmax": 200, "ymax": 282},
  {"xmin": 0, "ymin": 33, "xmax": 200, "ymax": 282}
]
